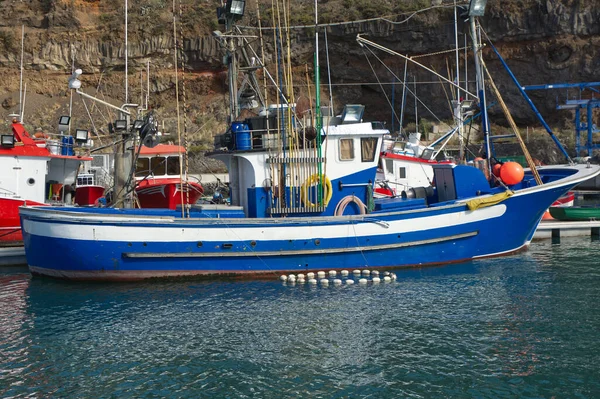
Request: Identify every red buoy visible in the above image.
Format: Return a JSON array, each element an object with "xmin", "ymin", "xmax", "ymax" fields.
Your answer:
[
  {"xmin": 492, "ymin": 163, "xmax": 502, "ymax": 177},
  {"xmin": 500, "ymin": 161, "xmax": 524, "ymax": 185}
]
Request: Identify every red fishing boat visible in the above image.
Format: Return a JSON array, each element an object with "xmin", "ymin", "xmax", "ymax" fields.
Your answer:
[
  {"xmin": 0, "ymin": 120, "xmax": 91, "ymax": 264},
  {"xmin": 134, "ymin": 144, "xmax": 203, "ymax": 209}
]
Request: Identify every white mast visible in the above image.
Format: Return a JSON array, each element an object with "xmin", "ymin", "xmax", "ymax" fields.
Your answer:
[
  {"xmin": 454, "ymin": 1, "xmax": 464, "ymax": 161},
  {"xmin": 146, "ymin": 60, "xmax": 150, "ymax": 110},
  {"xmin": 19, "ymin": 25, "xmax": 24, "ymax": 122},
  {"xmin": 125, "ymin": 0, "xmax": 128, "ymax": 104}
]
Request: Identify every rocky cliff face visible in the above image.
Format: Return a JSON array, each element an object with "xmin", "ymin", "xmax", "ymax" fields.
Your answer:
[{"xmin": 0, "ymin": 0, "xmax": 598, "ymax": 154}]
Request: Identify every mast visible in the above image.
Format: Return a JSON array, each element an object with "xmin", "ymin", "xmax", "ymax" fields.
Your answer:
[
  {"xmin": 314, "ymin": 0, "xmax": 323, "ymax": 204},
  {"xmin": 125, "ymin": 0, "xmax": 128, "ymax": 104},
  {"xmin": 454, "ymin": 1, "xmax": 464, "ymax": 161},
  {"xmin": 19, "ymin": 25, "xmax": 24, "ymax": 122},
  {"xmin": 467, "ymin": 0, "xmax": 491, "ymax": 167}
]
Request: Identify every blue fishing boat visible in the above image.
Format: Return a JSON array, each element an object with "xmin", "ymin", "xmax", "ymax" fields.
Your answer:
[{"xmin": 18, "ymin": 0, "xmax": 600, "ymax": 281}]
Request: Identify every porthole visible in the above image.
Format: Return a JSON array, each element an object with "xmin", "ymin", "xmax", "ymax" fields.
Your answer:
[{"xmin": 27, "ymin": 178, "xmax": 35, "ymax": 186}]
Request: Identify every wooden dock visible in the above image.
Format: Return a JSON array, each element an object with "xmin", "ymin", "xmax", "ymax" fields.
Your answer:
[{"xmin": 534, "ymin": 220, "xmax": 600, "ymax": 240}]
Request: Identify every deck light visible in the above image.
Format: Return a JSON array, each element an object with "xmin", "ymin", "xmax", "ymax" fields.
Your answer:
[
  {"xmin": 1, "ymin": 134, "xmax": 15, "ymax": 148},
  {"xmin": 133, "ymin": 119, "xmax": 144, "ymax": 130},
  {"xmin": 75, "ymin": 129, "xmax": 89, "ymax": 143},
  {"xmin": 58, "ymin": 116, "xmax": 71, "ymax": 134},
  {"xmin": 114, "ymin": 120, "xmax": 128, "ymax": 131},
  {"xmin": 59, "ymin": 116, "xmax": 71, "ymax": 126},
  {"xmin": 468, "ymin": 0, "xmax": 487, "ymax": 16},
  {"xmin": 226, "ymin": 0, "xmax": 245, "ymax": 17}
]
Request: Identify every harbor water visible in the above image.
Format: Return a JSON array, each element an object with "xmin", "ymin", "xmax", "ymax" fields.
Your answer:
[{"xmin": 1, "ymin": 237, "xmax": 599, "ymax": 398}]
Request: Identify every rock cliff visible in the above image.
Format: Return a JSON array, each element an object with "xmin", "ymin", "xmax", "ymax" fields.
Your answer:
[{"xmin": 0, "ymin": 0, "xmax": 598, "ymax": 160}]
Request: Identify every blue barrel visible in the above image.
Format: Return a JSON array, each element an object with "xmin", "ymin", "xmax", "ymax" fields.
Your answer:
[
  {"xmin": 232, "ymin": 122, "xmax": 251, "ymax": 151},
  {"xmin": 61, "ymin": 136, "xmax": 74, "ymax": 156}
]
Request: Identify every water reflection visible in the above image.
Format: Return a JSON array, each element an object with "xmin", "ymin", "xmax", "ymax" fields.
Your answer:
[
  {"xmin": 0, "ymin": 239, "xmax": 598, "ymax": 397},
  {"xmin": 0, "ymin": 270, "xmax": 31, "ymax": 395}
]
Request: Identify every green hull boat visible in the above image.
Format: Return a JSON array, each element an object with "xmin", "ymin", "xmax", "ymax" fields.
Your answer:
[{"xmin": 549, "ymin": 206, "xmax": 600, "ymax": 221}]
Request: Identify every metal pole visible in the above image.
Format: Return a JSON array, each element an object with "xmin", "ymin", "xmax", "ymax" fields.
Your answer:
[
  {"xmin": 469, "ymin": 17, "xmax": 491, "ymax": 164},
  {"xmin": 314, "ymin": 0, "xmax": 323, "ymax": 204},
  {"xmin": 146, "ymin": 61, "xmax": 150, "ymax": 110},
  {"xmin": 399, "ymin": 58, "xmax": 408, "ymax": 136},
  {"xmin": 414, "ymin": 76, "xmax": 418, "ymax": 135},
  {"xmin": 587, "ymin": 101, "xmax": 593, "ymax": 157},
  {"xmin": 454, "ymin": 2, "xmax": 464, "ymax": 161},
  {"xmin": 391, "ymin": 77, "xmax": 395, "ymax": 134},
  {"xmin": 125, "ymin": 0, "xmax": 128, "ymax": 104},
  {"xmin": 488, "ymin": 41, "xmax": 571, "ymax": 163},
  {"xmin": 19, "ymin": 25, "xmax": 24, "ymax": 122}
]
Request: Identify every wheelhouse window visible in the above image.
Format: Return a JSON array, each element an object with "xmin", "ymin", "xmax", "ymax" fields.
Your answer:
[
  {"xmin": 166, "ymin": 156, "xmax": 181, "ymax": 176},
  {"xmin": 398, "ymin": 167, "xmax": 406, "ymax": 179},
  {"xmin": 339, "ymin": 138, "xmax": 354, "ymax": 161},
  {"xmin": 135, "ymin": 158, "xmax": 150, "ymax": 175},
  {"xmin": 150, "ymin": 156, "xmax": 167, "ymax": 176},
  {"xmin": 384, "ymin": 158, "xmax": 393, "ymax": 174},
  {"xmin": 361, "ymin": 137, "xmax": 378, "ymax": 162}
]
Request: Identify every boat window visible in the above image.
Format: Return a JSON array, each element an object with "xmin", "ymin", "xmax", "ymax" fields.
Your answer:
[
  {"xmin": 136, "ymin": 158, "xmax": 150, "ymax": 175},
  {"xmin": 339, "ymin": 138, "xmax": 354, "ymax": 161},
  {"xmin": 77, "ymin": 175, "xmax": 94, "ymax": 186},
  {"xmin": 385, "ymin": 158, "xmax": 393, "ymax": 174},
  {"xmin": 361, "ymin": 137, "xmax": 378, "ymax": 162},
  {"xmin": 151, "ymin": 156, "xmax": 166, "ymax": 176},
  {"xmin": 421, "ymin": 148, "xmax": 434, "ymax": 160},
  {"xmin": 166, "ymin": 156, "xmax": 181, "ymax": 176},
  {"xmin": 398, "ymin": 167, "xmax": 406, "ymax": 179}
]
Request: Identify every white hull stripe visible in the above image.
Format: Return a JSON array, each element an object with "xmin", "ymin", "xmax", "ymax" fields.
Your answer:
[{"xmin": 22, "ymin": 205, "xmax": 504, "ymax": 242}]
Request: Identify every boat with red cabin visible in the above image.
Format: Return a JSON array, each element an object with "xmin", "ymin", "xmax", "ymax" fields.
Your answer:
[
  {"xmin": 134, "ymin": 144, "xmax": 203, "ymax": 209},
  {"xmin": 0, "ymin": 119, "xmax": 91, "ymax": 265}
]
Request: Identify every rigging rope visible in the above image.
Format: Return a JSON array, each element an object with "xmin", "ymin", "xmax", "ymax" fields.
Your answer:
[
  {"xmin": 240, "ymin": 2, "xmax": 467, "ymax": 30},
  {"xmin": 178, "ymin": 0, "xmax": 190, "ymax": 217},
  {"xmin": 172, "ymin": 0, "xmax": 184, "ymax": 218},
  {"xmin": 481, "ymin": 58, "xmax": 543, "ymax": 185}
]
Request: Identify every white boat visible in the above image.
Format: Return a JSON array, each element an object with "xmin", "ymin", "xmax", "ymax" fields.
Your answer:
[{"xmin": 1, "ymin": 120, "xmax": 90, "ymax": 265}]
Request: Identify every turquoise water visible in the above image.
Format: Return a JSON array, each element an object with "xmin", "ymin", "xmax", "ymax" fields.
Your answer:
[{"xmin": 1, "ymin": 237, "xmax": 599, "ymax": 398}]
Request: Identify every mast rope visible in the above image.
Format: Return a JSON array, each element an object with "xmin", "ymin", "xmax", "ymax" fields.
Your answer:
[
  {"xmin": 240, "ymin": 2, "xmax": 467, "ymax": 30},
  {"xmin": 178, "ymin": 0, "xmax": 191, "ymax": 217}
]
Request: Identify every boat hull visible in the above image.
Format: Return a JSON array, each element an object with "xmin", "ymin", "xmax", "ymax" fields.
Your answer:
[
  {"xmin": 548, "ymin": 206, "xmax": 600, "ymax": 221},
  {"xmin": 75, "ymin": 185, "xmax": 105, "ymax": 206},
  {"xmin": 21, "ymin": 173, "xmax": 589, "ymax": 280},
  {"xmin": 0, "ymin": 197, "xmax": 45, "ymax": 243},
  {"xmin": 542, "ymin": 191, "xmax": 575, "ymax": 220},
  {"xmin": 0, "ymin": 245, "xmax": 26, "ymax": 266},
  {"xmin": 135, "ymin": 179, "xmax": 204, "ymax": 209}
]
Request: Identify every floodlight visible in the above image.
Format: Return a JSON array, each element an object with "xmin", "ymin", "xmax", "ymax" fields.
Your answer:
[
  {"xmin": 1, "ymin": 134, "xmax": 15, "ymax": 148},
  {"xmin": 58, "ymin": 116, "xmax": 71, "ymax": 133},
  {"xmin": 341, "ymin": 104, "xmax": 365, "ymax": 124},
  {"xmin": 226, "ymin": 0, "xmax": 245, "ymax": 16},
  {"xmin": 114, "ymin": 120, "xmax": 128, "ymax": 130},
  {"xmin": 75, "ymin": 129, "xmax": 89, "ymax": 143},
  {"xmin": 468, "ymin": 0, "xmax": 487, "ymax": 16}
]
